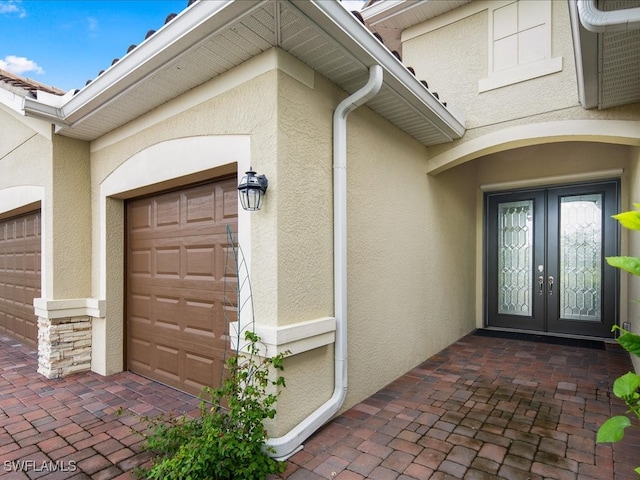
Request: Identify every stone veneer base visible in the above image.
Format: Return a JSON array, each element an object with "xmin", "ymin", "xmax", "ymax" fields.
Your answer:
[{"xmin": 37, "ymin": 316, "xmax": 92, "ymax": 379}]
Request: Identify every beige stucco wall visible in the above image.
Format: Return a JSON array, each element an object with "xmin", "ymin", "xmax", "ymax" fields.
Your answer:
[
  {"xmin": 405, "ymin": 1, "xmax": 578, "ymax": 133},
  {"xmin": 0, "ymin": 103, "xmax": 91, "ymax": 303},
  {"xmin": 89, "ymin": 50, "xmax": 282, "ymax": 376},
  {"xmin": 272, "ymin": 68, "xmax": 479, "ymax": 432},
  {"xmin": 87, "ymin": 50, "xmax": 338, "ymax": 430},
  {"xmin": 86, "ymin": 46, "xmax": 480, "ymax": 436},
  {"xmin": 49, "ymin": 136, "xmax": 91, "ymax": 299},
  {"xmin": 402, "ymin": 0, "xmax": 640, "ymax": 170},
  {"xmin": 0, "ymin": 103, "xmax": 51, "ymax": 205},
  {"xmin": 401, "ymin": 0, "xmax": 640, "ymax": 351},
  {"xmin": 270, "ymin": 71, "xmax": 336, "ymax": 432},
  {"xmin": 336, "ymin": 89, "xmax": 478, "ymax": 414}
]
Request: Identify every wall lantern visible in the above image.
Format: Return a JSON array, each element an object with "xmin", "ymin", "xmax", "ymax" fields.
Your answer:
[{"xmin": 237, "ymin": 167, "xmax": 268, "ymax": 211}]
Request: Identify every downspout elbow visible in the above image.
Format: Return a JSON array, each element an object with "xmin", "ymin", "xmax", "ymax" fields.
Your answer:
[{"xmin": 577, "ymin": 0, "xmax": 640, "ymax": 32}]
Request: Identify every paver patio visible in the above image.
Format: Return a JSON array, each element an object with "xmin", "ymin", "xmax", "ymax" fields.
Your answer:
[
  {"xmin": 1, "ymin": 330, "xmax": 638, "ymax": 479},
  {"xmin": 273, "ymin": 331, "xmax": 640, "ymax": 480}
]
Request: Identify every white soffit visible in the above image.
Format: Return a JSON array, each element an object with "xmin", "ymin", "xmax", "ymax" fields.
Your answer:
[{"xmin": 23, "ymin": 0, "xmax": 465, "ymax": 146}]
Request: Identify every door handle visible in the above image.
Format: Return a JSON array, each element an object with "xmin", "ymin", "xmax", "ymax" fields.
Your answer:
[
  {"xmin": 537, "ymin": 265, "xmax": 545, "ymax": 296},
  {"xmin": 548, "ymin": 276, "xmax": 554, "ymax": 296}
]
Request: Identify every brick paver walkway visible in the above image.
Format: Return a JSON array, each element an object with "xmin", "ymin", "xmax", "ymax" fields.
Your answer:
[
  {"xmin": 273, "ymin": 332, "xmax": 640, "ymax": 480},
  {"xmin": 1, "ymin": 331, "xmax": 638, "ymax": 479}
]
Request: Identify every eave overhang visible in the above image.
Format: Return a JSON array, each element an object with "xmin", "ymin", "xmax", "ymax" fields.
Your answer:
[{"xmin": 22, "ymin": 0, "xmax": 465, "ymax": 146}]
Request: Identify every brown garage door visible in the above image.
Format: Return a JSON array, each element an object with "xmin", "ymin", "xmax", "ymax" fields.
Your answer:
[
  {"xmin": 0, "ymin": 211, "xmax": 41, "ymax": 349},
  {"xmin": 126, "ymin": 178, "xmax": 238, "ymax": 396}
]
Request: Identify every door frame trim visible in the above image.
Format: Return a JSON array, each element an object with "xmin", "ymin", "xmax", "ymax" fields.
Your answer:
[{"xmin": 480, "ymin": 168, "xmax": 623, "ymax": 192}]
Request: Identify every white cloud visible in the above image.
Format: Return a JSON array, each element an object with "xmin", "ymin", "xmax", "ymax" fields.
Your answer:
[
  {"xmin": 0, "ymin": 0, "xmax": 26, "ymax": 18},
  {"xmin": 0, "ymin": 55, "xmax": 44, "ymax": 75}
]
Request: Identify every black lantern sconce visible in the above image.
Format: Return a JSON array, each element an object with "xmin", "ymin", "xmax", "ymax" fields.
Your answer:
[{"xmin": 237, "ymin": 167, "xmax": 268, "ymax": 211}]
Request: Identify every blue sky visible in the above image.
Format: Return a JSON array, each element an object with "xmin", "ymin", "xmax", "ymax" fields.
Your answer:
[{"xmin": 0, "ymin": 0, "xmax": 366, "ymax": 92}]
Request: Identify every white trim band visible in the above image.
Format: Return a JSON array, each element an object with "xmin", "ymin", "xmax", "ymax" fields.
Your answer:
[
  {"xmin": 34, "ymin": 298, "xmax": 105, "ymax": 319},
  {"xmin": 230, "ymin": 317, "xmax": 336, "ymax": 357}
]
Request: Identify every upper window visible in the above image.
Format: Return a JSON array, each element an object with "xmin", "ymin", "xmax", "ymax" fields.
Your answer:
[{"xmin": 479, "ymin": 0, "xmax": 562, "ymax": 92}]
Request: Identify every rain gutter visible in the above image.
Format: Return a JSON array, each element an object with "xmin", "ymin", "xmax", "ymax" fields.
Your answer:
[
  {"xmin": 22, "ymin": 0, "xmax": 258, "ymax": 128},
  {"xmin": 577, "ymin": 0, "xmax": 640, "ymax": 32},
  {"xmin": 266, "ymin": 64, "xmax": 383, "ymax": 461},
  {"xmin": 292, "ymin": 0, "xmax": 465, "ymax": 140}
]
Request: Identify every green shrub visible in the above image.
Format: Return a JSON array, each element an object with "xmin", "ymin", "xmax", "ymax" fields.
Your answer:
[
  {"xmin": 138, "ymin": 331, "xmax": 288, "ymax": 480},
  {"xmin": 596, "ymin": 205, "xmax": 640, "ymax": 476}
]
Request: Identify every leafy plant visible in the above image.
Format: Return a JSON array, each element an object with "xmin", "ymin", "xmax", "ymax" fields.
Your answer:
[
  {"xmin": 137, "ymin": 331, "xmax": 288, "ymax": 480},
  {"xmin": 596, "ymin": 205, "xmax": 640, "ymax": 477}
]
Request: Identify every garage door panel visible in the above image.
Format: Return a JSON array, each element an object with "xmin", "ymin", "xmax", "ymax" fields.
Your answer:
[
  {"xmin": 220, "ymin": 181, "xmax": 239, "ymax": 222},
  {"xmin": 129, "ymin": 202, "xmax": 152, "ymax": 231},
  {"xmin": 0, "ymin": 211, "xmax": 41, "ymax": 349},
  {"xmin": 155, "ymin": 343, "xmax": 181, "ymax": 378},
  {"xmin": 185, "ymin": 350, "xmax": 223, "ymax": 390},
  {"xmin": 129, "ymin": 226, "xmax": 230, "ymax": 242},
  {"xmin": 185, "ymin": 246, "xmax": 215, "ymax": 277},
  {"xmin": 185, "ymin": 189, "xmax": 216, "ymax": 224},
  {"xmin": 155, "ymin": 247, "xmax": 181, "ymax": 276},
  {"xmin": 129, "ymin": 293, "xmax": 152, "ymax": 320},
  {"xmin": 24, "ymin": 252, "xmax": 39, "ymax": 274},
  {"xmin": 130, "ymin": 279, "xmax": 228, "ymax": 296},
  {"xmin": 155, "ymin": 296, "xmax": 180, "ymax": 330},
  {"xmin": 155, "ymin": 194, "xmax": 180, "ymax": 228},
  {"xmin": 127, "ymin": 178, "xmax": 237, "ymax": 396},
  {"xmin": 184, "ymin": 299, "xmax": 216, "ymax": 336},
  {"xmin": 128, "ymin": 337, "xmax": 151, "ymax": 366},
  {"xmin": 129, "ymin": 249, "xmax": 152, "ymax": 275}
]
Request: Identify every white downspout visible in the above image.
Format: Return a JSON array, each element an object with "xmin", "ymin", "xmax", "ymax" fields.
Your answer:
[
  {"xmin": 577, "ymin": 0, "xmax": 640, "ymax": 32},
  {"xmin": 266, "ymin": 65, "xmax": 383, "ymax": 460}
]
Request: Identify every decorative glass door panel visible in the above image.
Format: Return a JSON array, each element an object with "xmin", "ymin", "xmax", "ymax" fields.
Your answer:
[
  {"xmin": 559, "ymin": 195, "xmax": 602, "ymax": 322},
  {"xmin": 497, "ymin": 200, "xmax": 533, "ymax": 317},
  {"xmin": 486, "ymin": 182, "xmax": 618, "ymax": 338}
]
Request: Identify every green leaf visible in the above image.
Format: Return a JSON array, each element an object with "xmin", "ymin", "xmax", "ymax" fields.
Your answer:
[
  {"xmin": 635, "ymin": 466, "xmax": 640, "ymax": 475},
  {"xmin": 618, "ymin": 331, "xmax": 640, "ymax": 357},
  {"xmin": 613, "ymin": 211, "xmax": 640, "ymax": 231},
  {"xmin": 613, "ymin": 372, "xmax": 640, "ymax": 399},
  {"xmin": 606, "ymin": 256, "xmax": 640, "ymax": 277},
  {"xmin": 597, "ymin": 415, "xmax": 632, "ymax": 443}
]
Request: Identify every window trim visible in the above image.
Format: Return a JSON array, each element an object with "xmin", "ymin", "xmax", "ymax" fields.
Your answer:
[{"xmin": 479, "ymin": 0, "xmax": 562, "ymax": 92}]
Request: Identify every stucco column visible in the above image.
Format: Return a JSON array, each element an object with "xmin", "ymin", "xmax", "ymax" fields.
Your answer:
[{"xmin": 37, "ymin": 136, "xmax": 94, "ymax": 378}]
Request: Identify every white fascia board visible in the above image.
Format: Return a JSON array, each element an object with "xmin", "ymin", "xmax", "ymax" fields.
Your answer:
[
  {"xmin": 293, "ymin": 0, "xmax": 465, "ymax": 139},
  {"xmin": 0, "ymin": 88, "xmax": 26, "ymax": 114},
  {"xmin": 361, "ymin": 0, "xmax": 409, "ymax": 25},
  {"xmin": 22, "ymin": 96, "xmax": 69, "ymax": 125},
  {"xmin": 23, "ymin": 89, "xmax": 77, "ymax": 124},
  {"xmin": 30, "ymin": 0, "xmax": 259, "ymax": 127}
]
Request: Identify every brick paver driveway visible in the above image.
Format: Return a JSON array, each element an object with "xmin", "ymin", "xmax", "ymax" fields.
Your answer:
[
  {"xmin": 1, "ymin": 331, "xmax": 639, "ymax": 479},
  {"xmin": 0, "ymin": 336, "xmax": 200, "ymax": 479}
]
